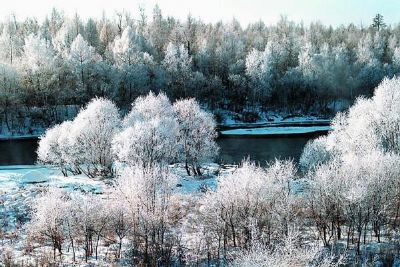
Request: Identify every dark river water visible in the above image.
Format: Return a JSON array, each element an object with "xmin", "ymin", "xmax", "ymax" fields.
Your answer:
[{"xmin": 0, "ymin": 135, "xmax": 321, "ymax": 166}]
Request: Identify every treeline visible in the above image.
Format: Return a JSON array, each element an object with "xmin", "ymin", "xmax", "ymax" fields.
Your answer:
[{"xmin": 0, "ymin": 9, "xmax": 400, "ymax": 118}]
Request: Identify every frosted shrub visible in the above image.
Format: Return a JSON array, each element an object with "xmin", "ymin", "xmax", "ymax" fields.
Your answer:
[{"xmin": 173, "ymin": 98, "xmax": 219, "ymax": 175}]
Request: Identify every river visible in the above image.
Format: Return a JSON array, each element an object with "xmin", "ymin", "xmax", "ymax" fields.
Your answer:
[{"xmin": 0, "ymin": 134, "xmax": 322, "ymax": 166}]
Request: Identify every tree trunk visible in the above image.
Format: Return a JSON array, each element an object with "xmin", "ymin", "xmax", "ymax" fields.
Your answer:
[{"xmin": 185, "ymin": 161, "xmax": 191, "ymax": 176}]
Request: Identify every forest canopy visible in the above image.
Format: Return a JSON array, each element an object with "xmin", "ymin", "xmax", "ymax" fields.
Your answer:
[{"xmin": 0, "ymin": 9, "xmax": 399, "ymax": 116}]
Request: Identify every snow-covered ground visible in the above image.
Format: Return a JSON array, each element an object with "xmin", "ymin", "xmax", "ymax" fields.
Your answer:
[
  {"xmin": 0, "ymin": 163, "xmax": 236, "ymax": 265},
  {"xmin": 171, "ymin": 163, "xmax": 237, "ymax": 193},
  {"xmin": 0, "ymin": 164, "xmax": 235, "ymax": 196},
  {"xmin": 220, "ymin": 125, "xmax": 332, "ymax": 136},
  {"xmin": 0, "ymin": 165, "xmax": 108, "ymax": 237},
  {"xmin": 0, "ymin": 165, "xmax": 105, "ymax": 194},
  {"xmin": 0, "ymin": 164, "xmax": 235, "ymax": 231}
]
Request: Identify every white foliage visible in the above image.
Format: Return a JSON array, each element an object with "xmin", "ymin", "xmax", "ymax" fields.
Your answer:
[
  {"xmin": 112, "ymin": 26, "xmax": 141, "ymax": 67},
  {"xmin": 162, "ymin": 42, "xmax": 192, "ymax": 75},
  {"xmin": 23, "ymin": 34, "xmax": 55, "ymax": 73},
  {"xmin": 37, "ymin": 98, "xmax": 121, "ymax": 176},
  {"xmin": 305, "ymin": 77, "xmax": 400, "ymax": 162},
  {"xmin": 69, "ymin": 97, "xmax": 121, "ymax": 172},
  {"xmin": 37, "ymin": 123, "xmax": 64, "ymax": 165},
  {"xmin": 123, "ymin": 91, "xmax": 174, "ymax": 125},
  {"xmin": 28, "ymin": 188, "xmax": 68, "ymax": 252},
  {"xmin": 201, "ymin": 159, "xmax": 297, "ymax": 249},
  {"xmin": 112, "ymin": 117, "xmax": 178, "ymax": 168},
  {"xmin": 113, "ymin": 92, "xmax": 178, "ymax": 168},
  {"xmin": 115, "ymin": 165, "xmax": 178, "ymax": 238},
  {"xmin": 0, "ymin": 62, "xmax": 19, "ymax": 91},
  {"xmin": 68, "ymin": 34, "xmax": 101, "ymax": 76},
  {"xmin": 173, "ymin": 98, "xmax": 218, "ymax": 169},
  {"xmin": 300, "ymin": 136, "xmax": 336, "ymax": 171}
]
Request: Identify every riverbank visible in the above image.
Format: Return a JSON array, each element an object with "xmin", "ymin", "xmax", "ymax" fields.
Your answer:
[
  {"xmin": 220, "ymin": 125, "xmax": 331, "ymax": 136},
  {"xmin": 0, "ymin": 134, "xmax": 42, "ymax": 141},
  {"xmin": 218, "ymin": 112, "xmax": 331, "ymax": 136},
  {"xmin": 0, "ymin": 110, "xmax": 332, "ymax": 140}
]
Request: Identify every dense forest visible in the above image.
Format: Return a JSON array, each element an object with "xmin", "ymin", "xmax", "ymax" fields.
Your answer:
[{"xmin": 0, "ymin": 8, "xmax": 400, "ymax": 125}]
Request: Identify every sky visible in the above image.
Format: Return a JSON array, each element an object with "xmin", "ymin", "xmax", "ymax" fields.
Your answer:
[{"xmin": 1, "ymin": 0, "xmax": 399, "ymax": 27}]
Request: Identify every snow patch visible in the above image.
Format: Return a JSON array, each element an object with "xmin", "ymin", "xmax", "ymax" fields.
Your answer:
[{"xmin": 20, "ymin": 170, "xmax": 49, "ymax": 184}]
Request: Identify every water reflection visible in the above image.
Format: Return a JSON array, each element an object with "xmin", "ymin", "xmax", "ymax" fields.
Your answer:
[
  {"xmin": 0, "ymin": 139, "xmax": 38, "ymax": 166},
  {"xmin": 217, "ymin": 136, "xmax": 313, "ymax": 166}
]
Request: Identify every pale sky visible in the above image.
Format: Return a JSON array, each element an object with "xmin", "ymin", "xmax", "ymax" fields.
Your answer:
[{"xmin": 1, "ymin": 0, "xmax": 399, "ymax": 27}]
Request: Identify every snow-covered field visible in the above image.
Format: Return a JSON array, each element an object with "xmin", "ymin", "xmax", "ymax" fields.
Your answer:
[
  {"xmin": 0, "ymin": 164, "xmax": 235, "ymax": 198},
  {"xmin": 0, "ymin": 165, "xmax": 108, "ymax": 243},
  {"xmin": 0, "ymin": 165, "xmax": 105, "ymax": 194},
  {"xmin": 0, "ymin": 163, "xmax": 236, "ymax": 230},
  {"xmin": 0, "ymin": 163, "xmax": 236, "ymax": 265}
]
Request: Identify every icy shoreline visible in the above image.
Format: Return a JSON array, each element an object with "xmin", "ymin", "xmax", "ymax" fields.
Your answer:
[
  {"xmin": 0, "ymin": 119, "xmax": 331, "ymax": 140},
  {"xmin": 0, "ymin": 134, "xmax": 41, "ymax": 141},
  {"xmin": 220, "ymin": 125, "xmax": 332, "ymax": 136},
  {"xmin": 218, "ymin": 114, "xmax": 331, "ymax": 136}
]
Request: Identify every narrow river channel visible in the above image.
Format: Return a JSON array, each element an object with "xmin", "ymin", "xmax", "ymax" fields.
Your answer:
[{"xmin": 0, "ymin": 134, "xmax": 323, "ymax": 166}]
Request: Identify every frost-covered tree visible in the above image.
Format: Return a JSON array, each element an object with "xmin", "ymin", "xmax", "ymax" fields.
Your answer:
[
  {"xmin": 69, "ymin": 97, "xmax": 121, "ymax": 176},
  {"xmin": 123, "ymin": 91, "xmax": 174, "ymax": 124},
  {"xmin": 39, "ymin": 98, "xmax": 121, "ymax": 177},
  {"xmin": 162, "ymin": 42, "xmax": 192, "ymax": 97},
  {"xmin": 116, "ymin": 165, "xmax": 178, "ymax": 264},
  {"xmin": 0, "ymin": 17, "xmax": 23, "ymax": 65},
  {"xmin": 106, "ymin": 195, "xmax": 131, "ymax": 259},
  {"xmin": 52, "ymin": 20, "xmax": 76, "ymax": 55},
  {"xmin": 37, "ymin": 122, "xmax": 68, "ymax": 174},
  {"xmin": 28, "ymin": 188, "xmax": 67, "ymax": 260},
  {"xmin": 112, "ymin": 117, "xmax": 178, "ymax": 169},
  {"xmin": 38, "ymin": 97, "xmax": 122, "ymax": 177},
  {"xmin": 112, "ymin": 26, "xmax": 138, "ymax": 66},
  {"xmin": 20, "ymin": 34, "xmax": 57, "ymax": 104},
  {"xmin": 245, "ymin": 48, "xmax": 268, "ymax": 105},
  {"xmin": 200, "ymin": 160, "xmax": 297, "ymax": 257},
  {"xmin": 299, "ymin": 136, "xmax": 336, "ymax": 171},
  {"xmin": 112, "ymin": 26, "xmax": 152, "ymax": 101},
  {"xmin": 68, "ymin": 192, "xmax": 108, "ymax": 261},
  {"xmin": 173, "ymin": 98, "xmax": 218, "ymax": 175},
  {"xmin": 307, "ymin": 152, "xmax": 400, "ymax": 251},
  {"xmin": 308, "ymin": 77, "xmax": 400, "ymax": 160},
  {"xmin": 301, "ymin": 77, "xmax": 400, "ymax": 252},
  {"xmin": 393, "ymin": 47, "xmax": 400, "ymax": 72},
  {"xmin": 355, "ymin": 33, "xmax": 387, "ymax": 93},
  {"xmin": 22, "ymin": 34, "xmax": 55, "ymax": 73},
  {"xmin": 0, "ymin": 63, "xmax": 20, "ymax": 129},
  {"xmin": 68, "ymin": 34, "xmax": 101, "ymax": 89},
  {"xmin": 0, "ymin": 63, "xmax": 19, "ymax": 92},
  {"xmin": 245, "ymin": 21, "xmax": 299, "ymax": 108},
  {"xmin": 113, "ymin": 92, "xmax": 178, "ymax": 168}
]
